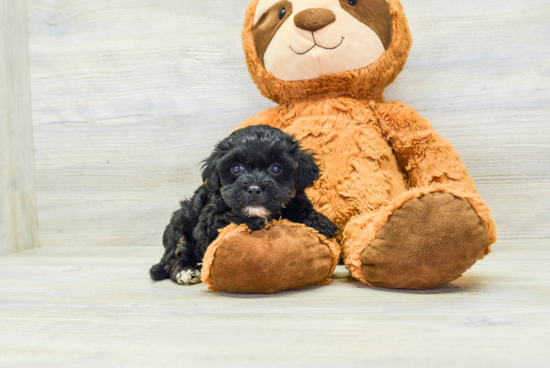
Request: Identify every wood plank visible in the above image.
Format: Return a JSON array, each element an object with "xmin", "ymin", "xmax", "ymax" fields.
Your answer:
[
  {"xmin": 0, "ymin": 238, "xmax": 549, "ymax": 367},
  {"xmin": 26, "ymin": 0, "xmax": 550, "ymax": 247},
  {"xmin": 0, "ymin": 0, "xmax": 40, "ymax": 256}
]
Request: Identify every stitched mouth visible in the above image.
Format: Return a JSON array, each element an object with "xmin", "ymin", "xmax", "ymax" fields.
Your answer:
[{"xmin": 290, "ymin": 34, "xmax": 345, "ymax": 55}]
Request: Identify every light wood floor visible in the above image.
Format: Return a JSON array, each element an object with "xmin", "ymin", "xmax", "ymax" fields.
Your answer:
[{"xmin": 0, "ymin": 239, "xmax": 549, "ymax": 368}]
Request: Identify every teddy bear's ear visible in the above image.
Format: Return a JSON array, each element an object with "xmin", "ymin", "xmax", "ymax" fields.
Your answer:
[{"xmin": 295, "ymin": 149, "xmax": 320, "ymax": 192}]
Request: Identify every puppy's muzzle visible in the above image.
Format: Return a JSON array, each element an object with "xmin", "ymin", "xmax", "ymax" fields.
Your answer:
[
  {"xmin": 247, "ymin": 185, "xmax": 262, "ymax": 197},
  {"xmin": 243, "ymin": 184, "xmax": 270, "ymax": 218}
]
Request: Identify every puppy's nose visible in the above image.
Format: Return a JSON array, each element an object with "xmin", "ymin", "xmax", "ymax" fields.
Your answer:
[
  {"xmin": 294, "ymin": 8, "xmax": 336, "ymax": 32},
  {"xmin": 247, "ymin": 185, "xmax": 262, "ymax": 196}
]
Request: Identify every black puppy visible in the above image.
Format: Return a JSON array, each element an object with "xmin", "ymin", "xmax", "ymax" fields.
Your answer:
[{"xmin": 150, "ymin": 125, "xmax": 339, "ymax": 285}]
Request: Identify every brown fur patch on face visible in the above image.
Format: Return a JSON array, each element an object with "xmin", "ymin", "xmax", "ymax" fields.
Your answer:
[
  {"xmin": 254, "ymin": 1, "xmax": 293, "ymax": 67},
  {"xmin": 339, "ymin": 0, "xmax": 393, "ymax": 50}
]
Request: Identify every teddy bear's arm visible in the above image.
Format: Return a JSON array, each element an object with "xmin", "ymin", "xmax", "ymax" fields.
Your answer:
[{"xmin": 376, "ymin": 101, "xmax": 477, "ymax": 191}]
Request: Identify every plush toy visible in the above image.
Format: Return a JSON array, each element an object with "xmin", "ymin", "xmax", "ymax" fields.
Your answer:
[{"xmin": 201, "ymin": 0, "xmax": 497, "ymax": 293}]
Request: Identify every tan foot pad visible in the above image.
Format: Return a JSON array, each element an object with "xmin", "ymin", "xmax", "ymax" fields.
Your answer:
[
  {"xmin": 361, "ymin": 192, "xmax": 489, "ymax": 289},
  {"xmin": 202, "ymin": 221, "xmax": 339, "ymax": 294}
]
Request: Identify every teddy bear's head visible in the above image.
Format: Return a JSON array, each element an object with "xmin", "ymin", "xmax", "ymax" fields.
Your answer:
[{"xmin": 243, "ymin": 0, "xmax": 412, "ymax": 103}]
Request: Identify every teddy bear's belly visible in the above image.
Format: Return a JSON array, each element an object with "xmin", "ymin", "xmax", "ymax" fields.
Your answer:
[{"xmin": 284, "ymin": 112, "xmax": 409, "ymax": 228}]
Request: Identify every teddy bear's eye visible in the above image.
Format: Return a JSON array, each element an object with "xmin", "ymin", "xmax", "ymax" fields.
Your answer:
[
  {"xmin": 279, "ymin": 7, "xmax": 286, "ymax": 20},
  {"xmin": 348, "ymin": 0, "xmax": 357, "ymax": 5},
  {"xmin": 232, "ymin": 165, "xmax": 244, "ymax": 174}
]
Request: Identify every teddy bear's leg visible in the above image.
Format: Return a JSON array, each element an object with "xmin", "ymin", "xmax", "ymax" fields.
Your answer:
[
  {"xmin": 201, "ymin": 222, "xmax": 340, "ymax": 294},
  {"xmin": 342, "ymin": 185, "xmax": 497, "ymax": 289}
]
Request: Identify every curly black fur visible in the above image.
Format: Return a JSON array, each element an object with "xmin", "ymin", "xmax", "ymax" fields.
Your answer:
[{"xmin": 150, "ymin": 125, "xmax": 339, "ymax": 284}]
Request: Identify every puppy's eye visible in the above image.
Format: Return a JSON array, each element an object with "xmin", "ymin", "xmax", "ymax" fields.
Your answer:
[
  {"xmin": 270, "ymin": 165, "xmax": 282, "ymax": 174},
  {"xmin": 348, "ymin": 0, "xmax": 357, "ymax": 5},
  {"xmin": 278, "ymin": 7, "xmax": 286, "ymax": 20},
  {"xmin": 232, "ymin": 165, "xmax": 244, "ymax": 174}
]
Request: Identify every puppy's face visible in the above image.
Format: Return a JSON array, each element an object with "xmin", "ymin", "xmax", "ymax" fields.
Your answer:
[
  {"xmin": 218, "ymin": 146, "xmax": 297, "ymax": 218},
  {"xmin": 201, "ymin": 126, "xmax": 319, "ymax": 218}
]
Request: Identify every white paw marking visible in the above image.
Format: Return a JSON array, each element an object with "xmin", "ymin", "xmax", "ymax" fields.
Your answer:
[{"xmin": 176, "ymin": 269, "xmax": 202, "ymax": 285}]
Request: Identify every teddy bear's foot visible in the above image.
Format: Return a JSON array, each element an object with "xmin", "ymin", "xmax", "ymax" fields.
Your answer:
[
  {"xmin": 201, "ymin": 220, "xmax": 340, "ymax": 294},
  {"xmin": 344, "ymin": 188, "xmax": 496, "ymax": 290}
]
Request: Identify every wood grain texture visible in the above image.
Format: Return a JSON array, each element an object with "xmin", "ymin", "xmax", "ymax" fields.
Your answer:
[
  {"xmin": 0, "ymin": 0, "xmax": 40, "ymax": 256},
  {"xmin": 0, "ymin": 239, "xmax": 549, "ymax": 367},
  {"xmin": 27, "ymin": 0, "xmax": 550, "ymax": 247}
]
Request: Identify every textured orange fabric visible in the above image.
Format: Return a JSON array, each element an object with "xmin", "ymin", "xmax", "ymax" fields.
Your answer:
[
  {"xmin": 376, "ymin": 101, "xmax": 478, "ymax": 191},
  {"xmin": 205, "ymin": 0, "xmax": 497, "ymax": 291},
  {"xmin": 201, "ymin": 220, "xmax": 340, "ymax": 294}
]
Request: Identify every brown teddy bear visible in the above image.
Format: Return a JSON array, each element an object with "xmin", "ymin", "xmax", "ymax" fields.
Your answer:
[{"xmin": 201, "ymin": 0, "xmax": 497, "ymax": 294}]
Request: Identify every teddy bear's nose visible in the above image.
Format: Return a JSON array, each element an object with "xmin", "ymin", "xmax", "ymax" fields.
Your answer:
[{"xmin": 294, "ymin": 8, "xmax": 336, "ymax": 32}]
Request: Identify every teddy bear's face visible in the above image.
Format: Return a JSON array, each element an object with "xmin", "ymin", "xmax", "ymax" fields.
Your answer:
[{"xmin": 253, "ymin": 0, "xmax": 393, "ymax": 82}]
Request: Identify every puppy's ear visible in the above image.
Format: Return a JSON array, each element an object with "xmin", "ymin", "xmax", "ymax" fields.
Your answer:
[
  {"xmin": 201, "ymin": 146, "xmax": 224, "ymax": 192},
  {"xmin": 295, "ymin": 149, "xmax": 320, "ymax": 192}
]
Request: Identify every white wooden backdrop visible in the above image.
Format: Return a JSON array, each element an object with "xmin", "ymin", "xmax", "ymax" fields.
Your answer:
[
  {"xmin": 0, "ymin": 0, "xmax": 39, "ymax": 256},
  {"xmin": 27, "ymin": 0, "xmax": 550, "ymax": 247}
]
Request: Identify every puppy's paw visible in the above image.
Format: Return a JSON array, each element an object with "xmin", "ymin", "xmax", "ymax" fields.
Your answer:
[
  {"xmin": 175, "ymin": 269, "xmax": 202, "ymax": 285},
  {"xmin": 245, "ymin": 217, "xmax": 268, "ymax": 231},
  {"xmin": 305, "ymin": 216, "xmax": 340, "ymax": 238},
  {"xmin": 324, "ymin": 221, "xmax": 340, "ymax": 239}
]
